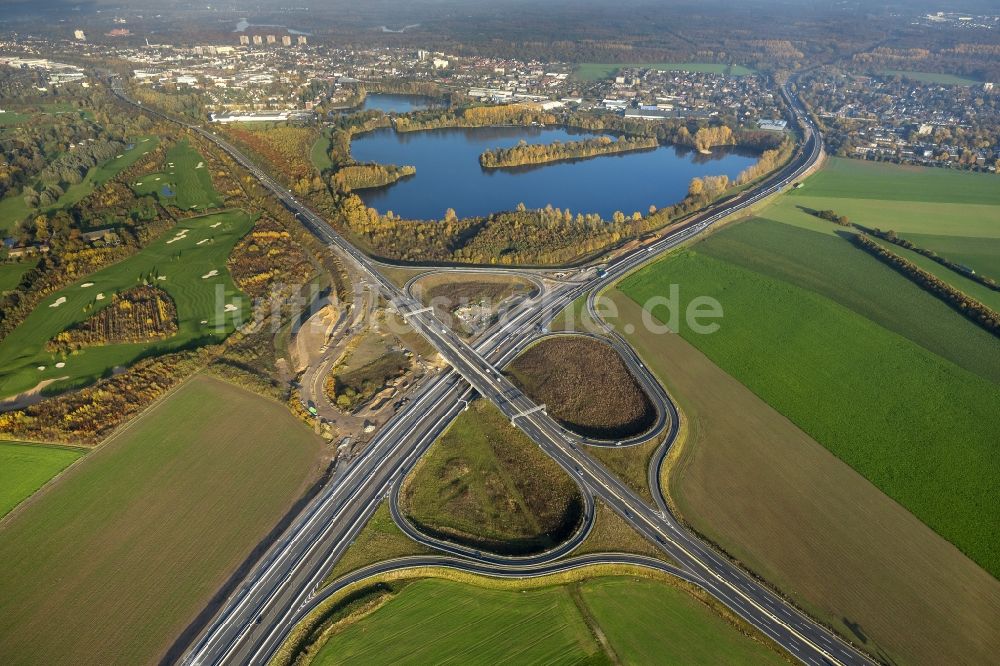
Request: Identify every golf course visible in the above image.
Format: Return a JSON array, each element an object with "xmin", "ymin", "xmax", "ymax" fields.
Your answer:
[{"xmin": 0, "ymin": 208, "xmax": 254, "ymax": 399}]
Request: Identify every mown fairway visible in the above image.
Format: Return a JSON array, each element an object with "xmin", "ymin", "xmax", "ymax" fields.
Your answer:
[
  {"xmin": 0, "ymin": 375, "xmax": 324, "ymax": 665},
  {"xmin": 0, "ymin": 209, "xmax": 253, "ymax": 398},
  {"xmin": 621, "ymin": 250, "xmax": 1000, "ymax": 577},
  {"xmin": 607, "ymin": 291, "xmax": 1000, "ymax": 666},
  {"xmin": 401, "ymin": 399, "xmax": 582, "ymax": 554},
  {"xmin": 0, "ymin": 441, "xmax": 80, "ymax": 517},
  {"xmin": 574, "ymin": 62, "xmax": 754, "ymax": 81},
  {"xmin": 131, "ymin": 138, "xmax": 223, "ymax": 210},
  {"xmin": 310, "ymin": 576, "xmax": 783, "ymax": 666},
  {"xmin": 0, "ymin": 136, "xmax": 159, "ymax": 234},
  {"xmin": 0, "ymin": 258, "xmax": 38, "ymax": 293}
]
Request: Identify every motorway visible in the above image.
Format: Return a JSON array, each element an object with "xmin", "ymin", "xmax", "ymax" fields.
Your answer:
[{"xmin": 111, "ymin": 80, "xmax": 875, "ymax": 666}]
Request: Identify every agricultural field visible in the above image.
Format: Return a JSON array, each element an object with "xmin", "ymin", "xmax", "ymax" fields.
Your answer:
[
  {"xmin": 574, "ymin": 62, "xmax": 754, "ymax": 81},
  {"xmin": 130, "ymin": 138, "xmax": 223, "ymax": 210},
  {"xmin": 620, "ymin": 250, "xmax": 1000, "ymax": 577},
  {"xmin": 605, "ymin": 155, "xmax": 1000, "ymax": 664},
  {"xmin": 505, "ymin": 335, "xmax": 655, "ymax": 439},
  {"xmin": 696, "ymin": 219, "xmax": 1000, "ymax": 385},
  {"xmin": 0, "ymin": 440, "xmax": 81, "ymax": 517},
  {"xmin": 787, "ymin": 156, "xmax": 1000, "ymax": 206},
  {"xmin": 400, "ymin": 399, "xmax": 583, "ymax": 554},
  {"xmin": 606, "ymin": 291, "xmax": 1000, "ymax": 666},
  {"xmin": 307, "ymin": 575, "xmax": 783, "ymax": 666},
  {"xmin": 0, "ymin": 136, "xmax": 159, "ymax": 235},
  {"xmin": 0, "ymin": 375, "xmax": 325, "ymax": 665},
  {"xmin": 0, "ymin": 209, "xmax": 253, "ymax": 399},
  {"xmin": 879, "ymin": 69, "xmax": 982, "ymax": 86}
]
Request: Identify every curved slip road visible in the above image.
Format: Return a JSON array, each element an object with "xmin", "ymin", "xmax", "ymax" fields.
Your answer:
[{"xmin": 111, "ymin": 79, "xmax": 875, "ymax": 666}]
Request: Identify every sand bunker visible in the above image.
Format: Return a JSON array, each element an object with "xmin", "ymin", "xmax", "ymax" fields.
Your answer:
[
  {"xmin": 37, "ymin": 366, "xmax": 46, "ymax": 371},
  {"xmin": 96, "ymin": 293, "xmax": 105, "ymax": 300},
  {"xmin": 202, "ymin": 269, "xmax": 219, "ymax": 279},
  {"xmin": 224, "ymin": 303, "xmax": 238, "ymax": 312},
  {"xmin": 210, "ymin": 222, "xmax": 222, "ymax": 228},
  {"xmin": 195, "ymin": 161, "xmax": 204, "ymax": 169},
  {"xmin": 81, "ymin": 282, "xmax": 94, "ymax": 288},
  {"xmin": 49, "ymin": 296, "xmax": 66, "ymax": 308},
  {"xmin": 55, "ymin": 362, "xmax": 66, "ymax": 369},
  {"xmin": 196, "ymin": 239, "xmax": 209, "ymax": 245}
]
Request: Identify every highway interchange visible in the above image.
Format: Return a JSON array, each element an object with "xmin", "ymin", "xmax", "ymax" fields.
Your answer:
[{"xmin": 112, "ymin": 78, "xmax": 877, "ymax": 666}]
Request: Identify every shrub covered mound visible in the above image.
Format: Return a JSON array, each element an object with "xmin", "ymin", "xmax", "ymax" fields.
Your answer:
[{"xmin": 505, "ymin": 335, "xmax": 656, "ymax": 440}]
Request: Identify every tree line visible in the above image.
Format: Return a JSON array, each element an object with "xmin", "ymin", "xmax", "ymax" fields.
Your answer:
[
  {"xmin": 479, "ymin": 135, "xmax": 659, "ymax": 168},
  {"xmin": 867, "ymin": 228, "xmax": 998, "ymax": 291},
  {"xmin": 853, "ymin": 234, "xmax": 1000, "ymax": 337}
]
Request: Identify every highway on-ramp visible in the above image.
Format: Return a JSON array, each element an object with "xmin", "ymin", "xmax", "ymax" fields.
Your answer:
[{"xmin": 112, "ymin": 79, "xmax": 874, "ymax": 666}]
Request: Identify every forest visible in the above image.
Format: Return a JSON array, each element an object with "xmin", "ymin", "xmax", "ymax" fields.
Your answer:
[
  {"xmin": 479, "ymin": 135, "xmax": 659, "ymax": 168},
  {"xmin": 393, "ymin": 104, "xmax": 557, "ymax": 133},
  {"xmin": 331, "ymin": 164, "xmax": 416, "ymax": 192}
]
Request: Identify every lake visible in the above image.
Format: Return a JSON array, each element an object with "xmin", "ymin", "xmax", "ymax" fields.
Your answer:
[
  {"xmin": 360, "ymin": 93, "xmax": 441, "ymax": 114},
  {"xmin": 350, "ymin": 126, "xmax": 760, "ymax": 220}
]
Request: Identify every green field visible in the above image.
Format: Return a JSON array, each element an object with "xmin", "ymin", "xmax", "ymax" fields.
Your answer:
[
  {"xmin": 880, "ymin": 70, "xmax": 982, "ymax": 86},
  {"xmin": 870, "ymin": 236, "xmax": 1000, "ymax": 312},
  {"xmin": 606, "ymin": 290, "xmax": 1000, "ymax": 666},
  {"xmin": 620, "ymin": 248, "xmax": 1000, "ymax": 578},
  {"xmin": 788, "ymin": 156, "xmax": 1000, "ymax": 206},
  {"xmin": 0, "ymin": 209, "xmax": 253, "ymax": 398},
  {"xmin": 0, "ymin": 136, "xmax": 160, "ymax": 235},
  {"xmin": 0, "ymin": 111, "xmax": 31, "ymax": 127},
  {"xmin": 697, "ymin": 219, "xmax": 1000, "ymax": 384},
  {"xmin": 901, "ymin": 233, "xmax": 1000, "ymax": 277},
  {"xmin": 0, "ymin": 441, "xmax": 81, "ymax": 517},
  {"xmin": 131, "ymin": 139, "xmax": 223, "ymax": 210},
  {"xmin": 310, "ymin": 129, "xmax": 334, "ymax": 173},
  {"xmin": 0, "ymin": 258, "xmax": 38, "ymax": 292},
  {"xmin": 0, "ymin": 375, "xmax": 324, "ymax": 664},
  {"xmin": 310, "ymin": 576, "xmax": 782, "ymax": 665},
  {"xmin": 401, "ymin": 400, "xmax": 582, "ymax": 554},
  {"xmin": 575, "ymin": 62, "xmax": 754, "ymax": 81}
]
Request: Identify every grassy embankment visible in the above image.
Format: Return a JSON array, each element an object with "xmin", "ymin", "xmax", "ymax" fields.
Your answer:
[
  {"xmin": 400, "ymin": 399, "xmax": 583, "ymax": 555},
  {"xmin": 505, "ymin": 335, "xmax": 655, "ymax": 440},
  {"xmin": 0, "ymin": 208, "xmax": 253, "ymax": 398},
  {"xmin": 0, "ymin": 375, "xmax": 325, "ymax": 664},
  {"xmin": 574, "ymin": 62, "xmax": 755, "ymax": 81},
  {"xmin": 0, "ymin": 136, "xmax": 159, "ymax": 235},
  {"xmin": 310, "ymin": 129, "xmax": 334, "ymax": 173},
  {"xmin": 605, "ymin": 156, "xmax": 1000, "ymax": 665},
  {"xmin": 131, "ymin": 138, "xmax": 224, "ymax": 211},
  {"xmin": 0, "ymin": 440, "xmax": 81, "ymax": 517}
]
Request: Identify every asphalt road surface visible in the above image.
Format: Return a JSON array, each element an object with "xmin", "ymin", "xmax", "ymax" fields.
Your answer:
[{"xmin": 111, "ymin": 79, "xmax": 875, "ymax": 666}]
